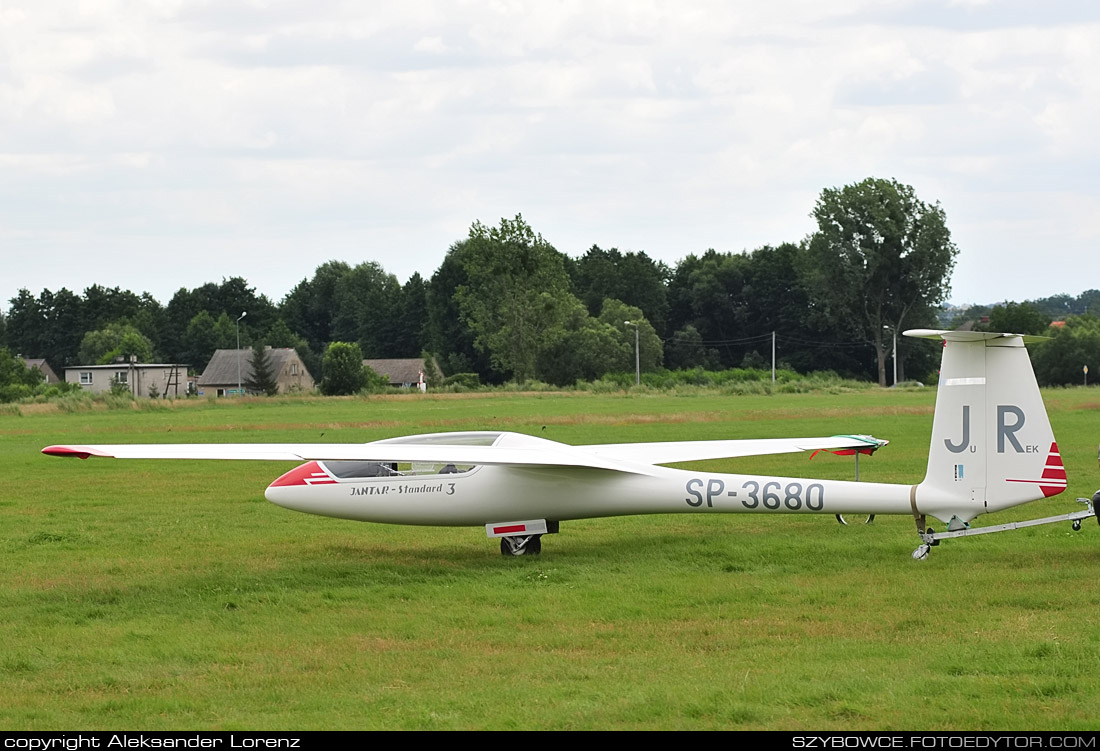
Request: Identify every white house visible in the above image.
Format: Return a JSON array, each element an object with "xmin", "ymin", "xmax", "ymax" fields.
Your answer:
[{"xmin": 65, "ymin": 363, "xmax": 190, "ymax": 398}]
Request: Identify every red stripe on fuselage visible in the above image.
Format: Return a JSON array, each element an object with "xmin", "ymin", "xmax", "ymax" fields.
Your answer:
[{"xmin": 269, "ymin": 461, "xmax": 335, "ymax": 487}]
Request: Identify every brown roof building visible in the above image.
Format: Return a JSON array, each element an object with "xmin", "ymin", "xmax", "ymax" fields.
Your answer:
[
  {"xmin": 363, "ymin": 358, "xmax": 441, "ymax": 389},
  {"xmin": 21, "ymin": 358, "xmax": 60, "ymax": 384},
  {"xmin": 198, "ymin": 348, "xmax": 314, "ymax": 396}
]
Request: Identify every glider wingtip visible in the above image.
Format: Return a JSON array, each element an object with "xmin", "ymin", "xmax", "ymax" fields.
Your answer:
[{"xmin": 42, "ymin": 445, "xmax": 97, "ymax": 459}]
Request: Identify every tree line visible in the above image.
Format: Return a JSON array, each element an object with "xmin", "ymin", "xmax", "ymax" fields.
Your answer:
[
  {"xmin": 5, "ymin": 176, "xmax": 1041, "ymax": 393},
  {"xmin": 954, "ymin": 296, "xmax": 1100, "ymax": 387}
]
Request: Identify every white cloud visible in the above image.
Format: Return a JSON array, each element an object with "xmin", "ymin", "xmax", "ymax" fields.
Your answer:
[{"xmin": 1, "ymin": 0, "xmax": 1098, "ymax": 309}]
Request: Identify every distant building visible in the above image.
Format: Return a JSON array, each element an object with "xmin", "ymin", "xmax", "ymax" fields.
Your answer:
[
  {"xmin": 198, "ymin": 348, "xmax": 314, "ymax": 396},
  {"xmin": 363, "ymin": 358, "xmax": 441, "ymax": 390},
  {"xmin": 65, "ymin": 363, "xmax": 189, "ymax": 398},
  {"xmin": 21, "ymin": 358, "xmax": 60, "ymax": 384}
]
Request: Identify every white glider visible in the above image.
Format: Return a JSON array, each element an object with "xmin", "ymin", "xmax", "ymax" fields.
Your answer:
[{"xmin": 43, "ymin": 331, "xmax": 1096, "ymax": 558}]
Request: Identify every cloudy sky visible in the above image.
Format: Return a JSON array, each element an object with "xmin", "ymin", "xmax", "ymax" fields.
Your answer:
[{"xmin": 2, "ymin": 0, "xmax": 1097, "ymax": 312}]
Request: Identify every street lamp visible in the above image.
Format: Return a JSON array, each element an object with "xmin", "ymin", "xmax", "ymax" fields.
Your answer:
[
  {"xmin": 624, "ymin": 321, "xmax": 640, "ymax": 386},
  {"xmin": 883, "ymin": 324, "xmax": 897, "ymax": 386},
  {"xmin": 236, "ymin": 311, "xmax": 247, "ymax": 395}
]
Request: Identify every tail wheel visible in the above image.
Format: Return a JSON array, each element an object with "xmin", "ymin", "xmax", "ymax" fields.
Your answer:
[{"xmin": 500, "ymin": 535, "xmax": 542, "ymax": 556}]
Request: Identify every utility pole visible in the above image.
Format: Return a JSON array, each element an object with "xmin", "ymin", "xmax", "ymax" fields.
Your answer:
[
  {"xmin": 236, "ymin": 311, "xmax": 247, "ymax": 395},
  {"xmin": 772, "ymin": 331, "xmax": 776, "ymax": 383},
  {"xmin": 892, "ymin": 327, "xmax": 898, "ymax": 386},
  {"xmin": 883, "ymin": 325, "xmax": 898, "ymax": 386}
]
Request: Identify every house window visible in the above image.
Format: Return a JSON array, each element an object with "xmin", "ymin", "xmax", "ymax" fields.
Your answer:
[
  {"xmin": 114, "ymin": 371, "xmax": 128, "ymax": 384},
  {"xmin": 291, "ymin": 363, "xmax": 298, "ymax": 375},
  {"xmin": 80, "ymin": 372, "xmax": 93, "ymax": 385}
]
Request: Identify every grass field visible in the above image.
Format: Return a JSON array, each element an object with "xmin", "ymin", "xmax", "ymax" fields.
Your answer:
[{"xmin": 3, "ymin": 388, "xmax": 1100, "ymax": 730}]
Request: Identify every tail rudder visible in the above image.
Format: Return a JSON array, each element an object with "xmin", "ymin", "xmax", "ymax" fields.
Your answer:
[{"xmin": 908, "ymin": 329, "xmax": 1064, "ymax": 523}]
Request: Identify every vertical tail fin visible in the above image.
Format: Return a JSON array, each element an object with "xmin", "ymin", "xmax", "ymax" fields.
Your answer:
[{"xmin": 907, "ymin": 329, "xmax": 1064, "ymax": 523}]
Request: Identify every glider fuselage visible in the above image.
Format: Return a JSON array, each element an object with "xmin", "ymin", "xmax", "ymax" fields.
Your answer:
[{"xmin": 264, "ymin": 460, "xmax": 921, "ymax": 526}]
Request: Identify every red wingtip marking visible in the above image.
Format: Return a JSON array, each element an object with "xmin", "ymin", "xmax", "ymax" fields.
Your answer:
[
  {"xmin": 42, "ymin": 446, "xmax": 93, "ymax": 459},
  {"xmin": 816, "ymin": 447, "xmax": 878, "ymax": 459}
]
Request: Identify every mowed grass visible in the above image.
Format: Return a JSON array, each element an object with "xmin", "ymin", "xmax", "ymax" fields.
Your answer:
[{"xmin": 3, "ymin": 389, "xmax": 1100, "ymax": 730}]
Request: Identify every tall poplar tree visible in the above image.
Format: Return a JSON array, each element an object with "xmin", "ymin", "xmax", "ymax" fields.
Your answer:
[{"xmin": 802, "ymin": 178, "xmax": 958, "ymax": 386}]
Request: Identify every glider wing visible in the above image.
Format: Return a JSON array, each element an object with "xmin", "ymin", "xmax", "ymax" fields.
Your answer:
[{"xmin": 584, "ymin": 435, "xmax": 888, "ymax": 465}]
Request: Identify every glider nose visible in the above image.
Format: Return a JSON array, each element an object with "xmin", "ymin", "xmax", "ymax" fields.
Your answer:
[
  {"xmin": 268, "ymin": 461, "xmax": 333, "ymax": 488},
  {"xmin": 265, "ymin": 461, "xmax": 336, "ymax": 510}
]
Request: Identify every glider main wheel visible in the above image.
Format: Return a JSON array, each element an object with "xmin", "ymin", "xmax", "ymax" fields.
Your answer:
[
  {"xmin": 500, "ymin": 535, "xmax": 542, "ymax": 556},
  {"xmin": 836, "ymin": 514, "xmax": 876, "ymax": 526}
]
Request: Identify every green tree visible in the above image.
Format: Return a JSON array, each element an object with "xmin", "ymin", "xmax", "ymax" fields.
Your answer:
[
  {"xmin": 598, "ymin": 299, "xmax": 663, "ymax": 372},
  {"xmin": 5, "ymin": 289, "xmax": 45, "ymax": 359},
  {"xmin": 179, "ymin": 311, "xmax": 238, "ymax": 371},
  {"xmin": 213, "ymin": 312, "xmax": 242, "ymax": 351},
  {"xmin": 666, "ymin": 250, "xmax": 752, "ymax": 369},
  {"xmin": 280, "ymin": 261, "xmax": 352, "ymax": 355},
  {"xmin": 41, "ymin": 288, "xmax": 85, "ymax": 369},
  {"xmin": 394, "ymin": 272, "xmax": 429, "ymax": 357},
  {"xmin": 0, "ymin": 347, "xmax": 45, "ymax": 402},
  {"xmin": 265, "ymin": 319, "xmax": 318, "ymax": 384},
  {"xmin": 1030, "ymin": 315, "xmax": 1100, "ymax": 386},
  {"xmin": 182, "ymin": 311, "xmax": 218, "ymax": 370},
  {"xmin": 665, "ymin": 324, "xmax": 716, "ymax": 369},
  {"xmin": 570, "ymin": 246, "xmax": 670, "ymax": 335},
  {"xmin": 245, "ymin": 344, "xmax": 280, "ymax": 396},
  {"xmin": 1079, "ymin": 290, "xmax": 1100, "ymax": 317},
  {"xmin": 320, "ymin": 342, "xmax": 368, "ymax": 395},
  {"xmin": 81, "ymin": 285, "xmax": 146, "ymax": 332},
  {"xmin": 161, "ymin": 279, "xmax": 272, "ymax": 364},
  {"xmin": 362, "ymin": 364, "xmax": 390, "ymax": 393},
  {"xmin": 77, "ymin": 322, "xmax": 154, "ymax": 364},
  {"xmin": 984, "ymin": 302, "xmax": 1052, "ymax": 336},
  {"xmin": 425, "ymin": 241, "xmax": 496, "ymax": 383},
  {"xmin": 538, "ymin": 319, "xmax": 626, "ymax": 386},
  {"xmin": 802, "ymin": 177, "xmax": 959, "ymax": 386},
  {"xmin": 457, "ymin": 215, "xmax": 579, "ymax": 382},
  {"xmin": 419, "ymin": 351, "xmax": 444, "ymax": 389},
  {"xmin": 330, "ymin": 262, "xmax": 402, "ymax": 358}
]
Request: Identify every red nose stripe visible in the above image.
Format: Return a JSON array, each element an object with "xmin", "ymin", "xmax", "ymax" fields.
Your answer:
[{"xmin": 269, "ymin": 461, "xmax": 336, "ymax": 487}]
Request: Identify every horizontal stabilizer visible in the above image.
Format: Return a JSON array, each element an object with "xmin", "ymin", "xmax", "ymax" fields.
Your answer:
[{"xmin": 904, "ymin": 329, "xmax": 1049, "ymax": 344}]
